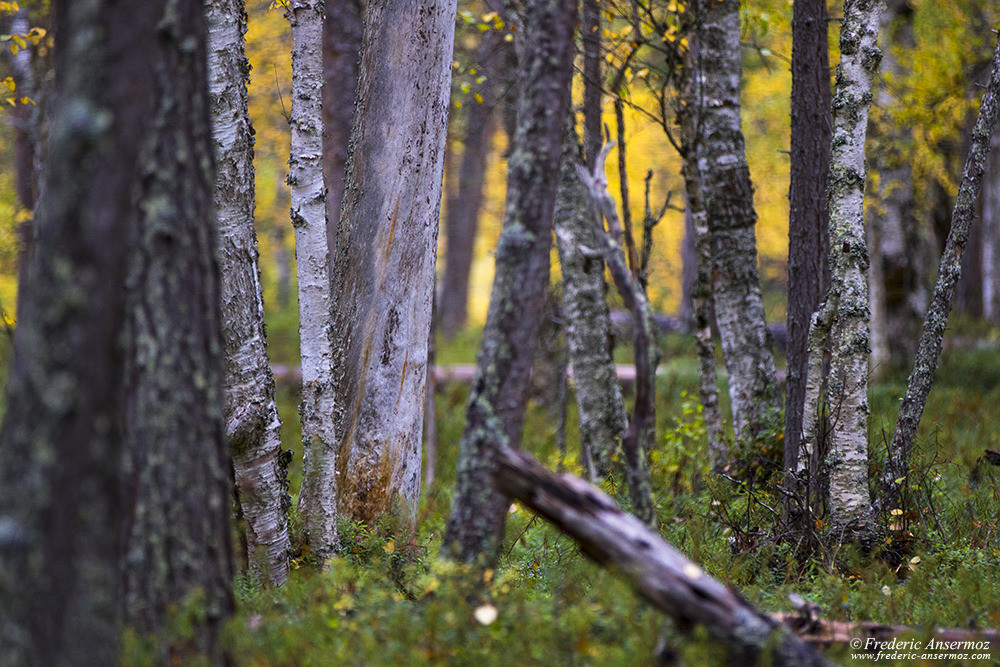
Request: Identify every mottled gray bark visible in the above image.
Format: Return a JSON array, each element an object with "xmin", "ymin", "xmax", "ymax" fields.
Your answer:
[
  {"xmin": 785, "ymin": 0, "xmax": 831, "ymax": 505},
  {"xmin": 207, "ymin": 0, "xmax": 290, "ymax": 586},
  {"xmin": 322, "ymin": 0, "xmax": 362, "ymax": 267},
  {"xmin": 887, "ymin": 32, "xmax": 1000, "ymax": 510},
  {"xmin": 440, "ymin": 24, "xmax": 500, "ymax": 338},
  {"xmin": 804, "ymin": 0, "xmax": 884, "ymax": 544},
  {"xmin": 0, "ymin": 1, "xmax": 150, "ymax": 659},
  {"xmin": 120, "ymin": 0, "xmax": 233, "ymax": 655},
  {"xmin": 330, "ymin": 0, "xmax": 455, "ymax": 528},
  {"xmin": 867, "ymin": 0, "xmax": 926, "ymax": 377},
  {"xmin": 578, "ymin": 146, "xmax": 659, "ymax": 528},
  {"xmin": 443, "ymin": 0, "xmax": 576, "ymax": 562},
  {"xmin": 679, "ymin": 0, "xmax": 780, "ymax": 455},
  {"xmin": 984, "ymin": 125, "xmax": 1000, "ymax": 322},
  {"xmin": 554, "ymin": 126, "xmax": 628, "ymax": 479},
  {"xmin": 493, "ymin": 446, "xmax": 833, "ymax": 667},
  {"xmin": 291, "ymin": 0, "xmax": 340, "ymax": 560}
]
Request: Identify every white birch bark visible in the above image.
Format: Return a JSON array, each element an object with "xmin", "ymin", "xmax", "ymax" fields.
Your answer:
[
  {"xmin": 289, "ymin": 0, "xmax": 339, "ymax": 559},
  {"xmin": 206, "ymin": 0, "xmax": 290, "ymax": 585},
  {"xmin": 806, "ymin": 0, "xmax": 884, "ymax": 542},
  {"xmin": 329, "ymin": 0, "xmax": 456, "ymax": 527},
  {"xmin": 983, "ymin": 127, "xmax": 1000, "ymax": 322}
]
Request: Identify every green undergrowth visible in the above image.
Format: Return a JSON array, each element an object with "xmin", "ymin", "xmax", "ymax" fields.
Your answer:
[{"xmin": 226, "ymin": 327, "xmax": 1000, "ymax": 663}]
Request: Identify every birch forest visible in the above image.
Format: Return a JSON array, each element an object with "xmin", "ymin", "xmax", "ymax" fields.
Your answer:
[{"xmin": 3, "ymin": 0, "xmax": 1000, "ymax": 663}]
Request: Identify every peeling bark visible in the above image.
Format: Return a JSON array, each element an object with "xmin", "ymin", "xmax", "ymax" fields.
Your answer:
[
  {"xmin": 806, "ymin": 0, "xmax": 884, "ymax": 543},
  {"xmin": 290, "ymin": 0, "xmax": 341, "ymax": 559},
  {"xmin": 207, "ymin": 0, "xmax": 290, "ymax": 586},
  {"xmin": 120, "ymin": 0, "xmax": 233, "ymax": 654},
  {"xmin": 443, "ymin": 0, "xmax": 576, "ymax": 562},
  {"xmin": 330, "ymin": 0, "xmax": 455, "ymax": 529},
  {"xmin": 554, "ymin": 125, "xmax": 628, "ymax": 478},
  {"xmin": 887, "ymin": 31, "xmax": 1000, "ymax": 510},
  {"xmin": 678, "ymin": 0, "xmax": 780, "ymax": 456}
]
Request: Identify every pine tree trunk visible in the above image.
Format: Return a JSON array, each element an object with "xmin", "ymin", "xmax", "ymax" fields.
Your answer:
[
  {"xmin": 322, "ymin": 0, "xmax": 362, "ymax": 265},
  {"xmin": 0, "ymin": 1, "xmax": 151, "ymax": 659},
  {"xmin": 443, "ymin": 0, "xmax": 577, "ymax": 562},
  {"xmin": 887, "ymin": 32, "xmax": 1000, "ymax": 510},
  {"xmin": 290, "ymin": 0, "xmax": 341, "ymax": 559},
  {"xmin": 679, "ymin": 0, "xmax": 780, "ymax": 454},
  {"xmin": 554, "ymin": 125, "xmax": 628, "ymax": 478},
  {"xmin": 330, "ymin": 0, "xmax": 455, "ymax": 528},
  {"xmin": 440, "ymin": 23, "xmax": 500, "ymax": 338},
  {"xmin": 808, "ymin": 0, "xmax": 884, "ymax": 543},
  {"xmin": 785, "ymin": 0, "xmax": 831, "ymax": 502},
  {"xmin": 120, "ymin": 0, "xmax": 233, "ymax": 653},
  {"xmin": 207, "ymin": 0, "xmax": 290, "ymax": 586}
]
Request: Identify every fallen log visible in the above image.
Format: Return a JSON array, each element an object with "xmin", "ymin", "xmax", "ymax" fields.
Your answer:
[{"xmin": 492, "ymin": 445, "xmax": 832, "ymax": 666}]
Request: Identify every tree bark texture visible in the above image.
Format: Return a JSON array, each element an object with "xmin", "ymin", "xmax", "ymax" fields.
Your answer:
[
  {"xmin": 887, "ymin": 31, "xmax": 1000, "ymax": 510},
  {"xmin": 679, "ymin": 0, "xmax": 780, "ymax": 453},
  {"xmin": 784, "ymin": 0, "xmax": 831, "ymax": 493},
  {"xmin": 493, "ymin": 446, "xmax": 832, "ymax": 666},
  {"xmin": 440, "ymin": 22, "xmax": 501, "ymax": 338},
  {"xmin": 578, "ymin": 146, "xmax": 659, "ymax": 528},
  {"xmin": 554, "ymin": 125, "xmax": 628, "ymax": 479},
  {"xmin": 984, "ymin": 124, "xmax": 1000, "ymax": 323},
  {"xmin": 290, "ymin": 0, "xmax": 341, "ymax": 560},
  {"xmin": 443, "ymin": 0, "xmax": 577, "ymax": 562},
  {"xmin": 582, "ymin": 0, "xmax": 602, "ymax": 169},
  {"xmin": 866, "ymin": 0, "xmax": 926, "ymax": 376},
  {"xmin": 207, "ymin": 0, "xmax": 291, "ymax": 586},
  {"xmin": 120, "ymin": 0, "xmax": 234, "ymax": 654},
  {"xmin": 322, "ymin": 0, "xmax": 362, "ymax": 267},
  {"xmin": 330, "ymin": 0, "xmax": 456, "ymax": 528},
  {"xmin": 0, "ymin": 1, "xmax": 157, "ymax": 660},
  {"xmin": 806, "ymin": 0, "xmax": 884, "ymax": 543}
]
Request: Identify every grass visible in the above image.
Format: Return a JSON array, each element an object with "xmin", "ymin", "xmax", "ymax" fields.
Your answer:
[{"xmin": 226, "ymin": 323, "xmax": 1000, "ymax": 665}]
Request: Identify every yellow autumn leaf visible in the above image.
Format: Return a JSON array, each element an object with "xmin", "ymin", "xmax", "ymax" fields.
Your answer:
[
  {"xmin": 2, "ymin": 77, "xmax": 14, "ymax": 92},
  {"xmin": 474, "ymin": 92, "xmax": 483, "ymax": 104},
  {"xmin": 383, "ymin": 540, "xmax": 395, "ymax": 554}
]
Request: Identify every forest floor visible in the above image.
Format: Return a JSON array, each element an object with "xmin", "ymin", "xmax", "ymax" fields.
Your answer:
[{"xmin": 121, "ymin": 316, "xmax": 1000, "ymax": 665}]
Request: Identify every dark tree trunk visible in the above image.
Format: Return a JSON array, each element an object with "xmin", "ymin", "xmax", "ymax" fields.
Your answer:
[
  {"xmin": 582, "ymin": 0, "xmax": 602, "ymax": 168},
  {"xmin": 120, "ymin": 0, "xmax": 233, "ymax": 655},
  {"xmin": 440, "ymin": 23, "xmax": 501, "ymax": 338},
  {"xmin": 0, "ymin": 0, "xmax": 231, "ymax": 662},
  {"xmin": 783, "ymin": 0, "xmax": 831, "ymax": 518},
  {"xmin": 443, "ymin": 0, "xmax": 577, "ymax": 562},
  {"xmin": 322, "ymin": 0, "xmax": 362, "ymax": 266}
]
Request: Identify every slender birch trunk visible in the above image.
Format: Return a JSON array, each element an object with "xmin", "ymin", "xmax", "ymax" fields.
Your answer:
[
  {"xmin": 443, "ymin": 0, "xmax": 576, "ymax": 562},
  {"xmin": 206, "ymin": 0, "xmax": 290, "ymax": 585},
  {"xmin": 679, "ymin": 0, "xmax": 780, "ymax": 455},
  {"xmin": 330, "ymin": 0, "xmax": 455, "ymax": 528},
  {"xmin": 887, "ymin": 32, "xmax": 1000, "ymax": 510},
  {"xmin": 984, "ymin": 126, "xmax": 1000, "ymax": 323},
  {"xmin": 581, "ymin": 0, "xmax": 602, "ymax": 168},
  {"xmin": 554, "ymin": 125, "xmax": 628, "ymax": 478},
  {"xmin": 802, "ymin": 0, "xmax": 884, "ymax": 543},
  {"xmin": 289, "ymin": 0, "xmax": 340, "ymax": 559}
]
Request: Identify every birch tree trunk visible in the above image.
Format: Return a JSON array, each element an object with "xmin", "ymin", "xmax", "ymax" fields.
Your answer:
[
  {"xmin": 803, "ymin": 0, "xmax": 884, "ymax": 543},
  {"xmin": 887, "ymin": 32, "xmax": 1000, "ymax": 510},
  {"xmin": 330, "ymin": 0, "xmax": 456, "ymax": 528},
  {"xmin": 206, "ymin": 0, "xmax": 290, "ymax": 586},
  {"xmin": 679, "ymin": 0, "xmax": 780, "ymax": 455},
  {"xmin": 443, "ymin": 0, "xmax": 576, "ymax": 562},
  {"xmin": 290, "ymin": 0, "xmax": 340, "ymax": 559},
  {"xmin": 784, "ymin": 0, "xmax": 831, "ymax": 503},
  {"xmin": 581, "ymin": 0, "xmax": 602, "ymax": 168},
  {"xmin": 984, "ymin": 125, "xmax": 1000, "ymax": 323},
  {"xmin": 554, "ymin": 125, "xmax": 628, "ymax": 478}
]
